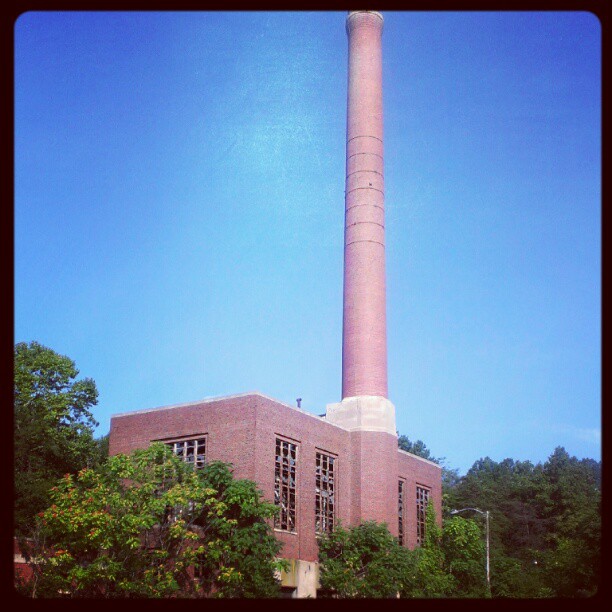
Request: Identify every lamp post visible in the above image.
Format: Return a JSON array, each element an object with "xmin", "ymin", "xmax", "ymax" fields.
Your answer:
[{"xmin": 450, "ymin": 507, "xmax": 491, "ymax": 596}]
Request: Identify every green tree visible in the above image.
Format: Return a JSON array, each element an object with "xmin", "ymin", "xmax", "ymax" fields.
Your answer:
[
  {"xmin": 318, "ymin": 505, "xmax": 501, "ymax": 598},
  {"xmin": 445, "ymin": 447, "xmax": 600, "ymax": 597},
  {"xmin": 193, "ymin": 460, "xmax": 286, "ymax": 598},
  {"xmin": 93, "ymin": 433, "xmax": 110, "ymax": 465},
  {"xmin": 402, "ymin": 502, "xmax": 455, "ymax": 598},
  {"xmin": 21, "ymin": 444, "xmax": 285, "ymax": 598},
  {"xmin": 397, "ymin": 435, "xmax": 441, "ymax": 463},
  {"xmin": 442, "ymin": 515, "xmax": 487, "ymax": 597},
  {"xmin": 489, "ymin": 552, "xmax": 552, "ymax": 598},
  {"xmin": 14, "ymin": 341, "xmax": 100, "ymax": 536},
  {"xmin": 537, "ymin": 447, "xmax": 600, "ymax": 597},
  {"xmin": 540, "ymin": 536, "xmax": 598, "ymax": 597},
  {"xmin": 396, "ymin": 437, "xmax": 600, "ymax": 597},
  {"xmin": 318, "ymin": 521, "xmax": 415, "ymax": 598}
]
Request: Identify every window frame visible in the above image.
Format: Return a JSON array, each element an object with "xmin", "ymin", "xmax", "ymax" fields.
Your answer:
[
  {"xmin": 158, "ymin": 434, "xmax": 208, "ymax": 470},
  {"xmin": 416, "ymin": 484, "xmax": 431, "ymax": 546},
  {"xmin": 274, "ymin": 436, "xmax": 299, "ymax": 533},
  {"xmin": 315, "ymin": 449, "xmax": 337, "ymax": 535},
  {"xmin": 398, "ymin": 478, "xmax": 406, "ymax": 546}
]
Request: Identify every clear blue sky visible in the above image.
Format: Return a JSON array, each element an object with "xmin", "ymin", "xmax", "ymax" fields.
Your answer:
[{"xmin": 15, "ymin": 11, "xmax": 600, "ymax": 475}]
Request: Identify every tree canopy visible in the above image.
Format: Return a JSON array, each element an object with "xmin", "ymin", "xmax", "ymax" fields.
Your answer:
[
  {"xmin": 193, "ymin": 460, "xmax": 286, "ymax": 597},
  {"xmin": 20, "ymin": 444, "xmax": 285, "ymax": 598},
  {"xmin": 14, "ymin": 341, "xmax": 101, "ymax": 535},
  {"xmin": 444, "ymin": 447, "xmax": 600, "ymax": 597},
  {"xmin": 324, "ymin": 443, "xmax": 601, "ymax": 598},
  {"xmin": 317, "ymin": 520, "xmax": 415, "ymax": 598},
  {"xmin": 397, "ymin": 435, "xmax": 441, "ymax": 463},
  {"xmin": 317, "ymin": 504, "xmax": 486, "ymax": 598}
]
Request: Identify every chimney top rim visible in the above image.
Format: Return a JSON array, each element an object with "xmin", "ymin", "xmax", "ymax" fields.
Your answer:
[{"xmin": 346, "ymin": 11, "xmax": 384, "ymax": 35}]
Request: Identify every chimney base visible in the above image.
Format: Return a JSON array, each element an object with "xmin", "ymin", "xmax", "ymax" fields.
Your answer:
[{"xmin": 325, "ymin": 396, "xmax": 396, "ymax": 435}]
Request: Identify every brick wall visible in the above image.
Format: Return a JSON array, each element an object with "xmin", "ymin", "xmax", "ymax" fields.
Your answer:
[
  {"xmin": 109, "ymin": 392, "xmax": 442, "ymax": 561},
  {"xmin": 350, "ymin": 430, "xmax": 399, "ymax": 534},
  {"xmin": 398, "ymin": 450, "xmax": 443, "ymax": 548},
  {"xmin": 109, "ymin": 393, "xmax": 259, "ymax": 481}
]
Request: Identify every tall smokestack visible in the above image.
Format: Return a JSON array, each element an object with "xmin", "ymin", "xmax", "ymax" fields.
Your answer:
[
  {"xmin": 326, "ymin": 11, "xmax": 396, "ymax": 436},
  {"xmin": 342, "ymin": 10, "xmax": 387, "ymax": 399}
]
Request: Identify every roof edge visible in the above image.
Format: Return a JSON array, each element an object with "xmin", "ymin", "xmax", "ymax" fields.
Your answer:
[
  {"xmin": 110, "ymin": 391, "xmax": 266, "ymax": 418},
  {"xmin": 110, "ymin": 391, "xmax": 349, "ymax": 431},
  {"xmin": 398, "ymin": 448, "xmax": 443, "ymax": 469}
]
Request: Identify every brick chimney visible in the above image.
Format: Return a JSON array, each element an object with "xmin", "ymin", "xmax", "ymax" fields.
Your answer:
[{"xmin": 326, "ymin": 11, "xmax": 396, "ymax": 437}]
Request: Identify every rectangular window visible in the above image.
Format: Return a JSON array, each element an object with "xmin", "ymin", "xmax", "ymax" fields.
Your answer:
[
  {"xmin": 416, "ymin": 485, "xmax": 431, "ymax": 546},
  {"xmin": 315, "ymin": 452, "xmax": 336, "ymax": 534},
  {"xmin": 166, "ymin": 437, "xmax": 207, "ymax": 469},
  {"xmin": 398, "ymin": 479, "xmax": 405, "ymax": 546},
  {"xmin": 274, "ymin": 438, "xmax": 297, "ymax": 532}
]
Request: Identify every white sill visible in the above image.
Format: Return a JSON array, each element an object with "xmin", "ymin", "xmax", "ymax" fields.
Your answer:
[{"xmin": 274, "ymin": 528, "xmax": 298, "ymax": 535}]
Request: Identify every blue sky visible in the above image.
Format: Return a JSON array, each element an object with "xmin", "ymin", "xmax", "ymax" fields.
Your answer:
[{"xmin": 15, "ymin": 11, "xmax": 600, "ymax": 474}]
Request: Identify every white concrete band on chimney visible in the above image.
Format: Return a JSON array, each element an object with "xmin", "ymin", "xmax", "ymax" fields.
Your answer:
[{"xmin": 325, "ymin": 395, "xmax": 396, "ymax": 435}]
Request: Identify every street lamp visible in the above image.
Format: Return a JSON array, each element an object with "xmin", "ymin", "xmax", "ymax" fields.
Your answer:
[{"xmin": 450, "ymin": 507, "xmax": 491, "ymax": 596}]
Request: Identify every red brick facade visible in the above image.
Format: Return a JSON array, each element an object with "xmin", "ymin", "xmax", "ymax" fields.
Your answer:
[{"xmin": 109, "ymin": 391, "xmax": 442, "ymax": 562}]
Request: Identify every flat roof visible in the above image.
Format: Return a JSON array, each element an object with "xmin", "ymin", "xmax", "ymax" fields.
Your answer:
[{"xmin": 110, "ymin": 390, "xmax": 348, "ymax": 430}]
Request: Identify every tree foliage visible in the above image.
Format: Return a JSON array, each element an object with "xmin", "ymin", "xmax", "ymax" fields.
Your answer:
[
  {"xmin": 318, "ymin": 521, "xmax": 414, "ymax": 598},
  {"xmin": 194, "ymin": 460, "xmax": 286, "ymax": 597},
  {"xmin": 21, "ymin": 444, "xmax": 284, "ymax": 598},
  {"xmin": 397, "ymin": 435, "xmax": 441, "ymax": 463},
  {"xmin": 442, "ymin": 515, "xmax": 487, "ymax": 597},
  {"xmin": 321, "ymin": 444, "xmax": 600, "ymax": 599},
  {"xmin": 444, "ymin": 447, "xmax": 600, "ymax": 597},
  {"xmin": 403, "ymin": 502, "xmax": 456, "ymax": 597},
  {"xmin": 14, "ymin": 341, "xmax": 100, "ymax": 536},
  {"xmin": 318, "ymin": 505, "xmax": 484, "ymax": 598}
]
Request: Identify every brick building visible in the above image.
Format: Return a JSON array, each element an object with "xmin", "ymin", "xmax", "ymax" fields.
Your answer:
[{"xmin": 109, "ymin": 11, "xmax": 442, "ymax": 598}]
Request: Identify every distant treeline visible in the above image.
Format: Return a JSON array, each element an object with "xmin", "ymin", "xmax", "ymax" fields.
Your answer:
[{"xmin": 401, "ymin": 435, "xmax": 600, "ymax": 597}]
